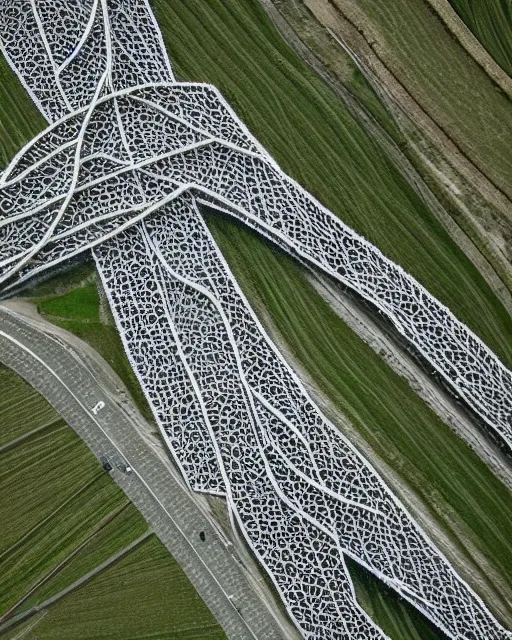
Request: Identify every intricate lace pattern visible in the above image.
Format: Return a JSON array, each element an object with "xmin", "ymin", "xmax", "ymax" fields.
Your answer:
[
  {"xmin": 0, "ymin": 82, "xmax": 510, "ymax": 446},
  {"xmin": 0, "ymin": 2, "xmax": 510, "ymax": 638}
]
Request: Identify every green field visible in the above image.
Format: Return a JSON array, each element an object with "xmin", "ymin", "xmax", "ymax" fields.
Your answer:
[
  {"xmin": 347, "ymin": 559, "xmax": 446, "ymax": 640},
  {"xmin": 334, "ymin": 0, "xmax": 512, "ymax": 202},
  {"xmin": 448, "ymin": 0, "xmax": 512, "ymax": 77},
  {"xmin": 0, "ymin": 56, "xmax": 47, "ymax": 168},
  {"xmin": 37, "ymin": 284, "xmax": 100, "ymax": 321},
  {"xmin": 0, "ymin": 366, "xmax": 58, "ymax": 447},
  {"xmin": 0, "ymin": 367, "xmax": 225, "ymax": 638},
  {"xmin": 3, "ymin": 534, "xmax": 226, "ymax": 640}
]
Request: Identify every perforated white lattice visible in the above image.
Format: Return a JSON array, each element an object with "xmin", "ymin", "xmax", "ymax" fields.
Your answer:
[{"xmin": 0, "ymin": 3, "xmax": 510, "ymax": 639}]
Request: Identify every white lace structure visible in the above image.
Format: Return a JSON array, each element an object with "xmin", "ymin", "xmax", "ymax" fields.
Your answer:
[{"xmin": 0, "ymin": 2, "xmax": 510, "ymax": 639}]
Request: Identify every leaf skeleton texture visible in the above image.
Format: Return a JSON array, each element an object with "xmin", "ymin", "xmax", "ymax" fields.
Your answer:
[
  {"xmin": 1, "ymin": 81, "xmax": 510, "ymax": 450},
  {"xmin": 0, "ymin": 1, "xmax": 510, "ymax": 639}
]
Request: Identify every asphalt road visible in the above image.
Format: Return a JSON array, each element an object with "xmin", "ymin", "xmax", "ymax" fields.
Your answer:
[{"xmin": 0, "ymin": 305, "xmax": 298, "ymax": 640}]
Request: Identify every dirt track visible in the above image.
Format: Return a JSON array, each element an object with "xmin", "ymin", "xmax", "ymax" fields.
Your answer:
[
  {"xmin": 260, "ymin": 0, "xmax": 512, "ymax": 296},
  {"xmin": 308, "ymin": 272, "xmax": 512, "ymax": 491}
]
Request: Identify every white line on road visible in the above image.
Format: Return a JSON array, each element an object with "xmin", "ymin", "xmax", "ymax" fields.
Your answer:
[{"xmin": 0, "ymin": 325, "xmax": 260, "ymax": 640}]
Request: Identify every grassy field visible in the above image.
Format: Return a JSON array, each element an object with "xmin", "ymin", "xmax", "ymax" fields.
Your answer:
[
  {"xmin": 0, "ymin": 365, "xmax": 58, "ymax": 447},
  {"xmin": 0, "ymin": 422, "xmax": 103, "ymax": 560},
  {"xmin": 37, "ymin": 284, "xmax": 100, "ymax": 321},
  {"xmin": 347, "ymin": 559, "xmax": 447, "ymax": 640},
  {"xmin": 0, "ymin": 367, "xmax": 225, "ymax": 638},
  {"xmin": 3, "ymin": 535, "xmax": 226, "ymax": 640},
  {"xmin": 253, "ymin": 0, "xmax": 512, "ymax": 298},
  {"xmin": 0, "ymin": 56, "xmax": 47, "ymax": 168},
  {"xmin": 448, "ymin": 0, "xmax": 512, "ymax": 77},
  {"xmin": 333, "ymin": 0, "xmax": 512, "ymax": 202}
]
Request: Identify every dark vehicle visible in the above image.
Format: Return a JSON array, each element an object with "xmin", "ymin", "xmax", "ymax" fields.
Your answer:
[{"xmin": 100, "ymin": 456, "xmax": 113, "ymax": 472}]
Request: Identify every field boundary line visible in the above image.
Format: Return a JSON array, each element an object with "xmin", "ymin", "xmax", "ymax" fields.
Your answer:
[
  {"xmin": 0, "ymin": 418, "xmax": 64, "ymax": 454},
  {"xmin": 423, "ymin": 0, "xmax": 512, "ymax": 97},
  {"xmin": 0, "ymin": 531, "xmax": 152, "ymax": 634}
]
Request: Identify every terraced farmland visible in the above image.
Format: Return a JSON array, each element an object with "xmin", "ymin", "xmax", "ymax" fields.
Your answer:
[
  {"xmin": 0, "ymin": 366, "xmax": 225, "ymax": 639},
  {"xmin": 448, "ymin": 0, "xmax": 512, "ymax": 76}
]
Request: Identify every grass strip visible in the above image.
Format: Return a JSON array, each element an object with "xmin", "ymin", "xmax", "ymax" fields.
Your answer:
[
  {"xmin": 16, "ymin": 504, "xmax": 148, "ymax": 614},
  {"xmin": 36, "ymin": 284, "xmax": 100, "ymax": 321},
  {"xmin": 448, "ymin": 0, "xmax": 512, "ymax": 76},
  {"xmin": 347, "ymin": 558, "xmax": 448, "ymax": 640},
  {"xmin": 0, "ymin": 57, "xmax": 47, "ymax": 168},
  {"xmin": 0, "ymin": 366, "xmax": 59, "ymax": 447}
]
